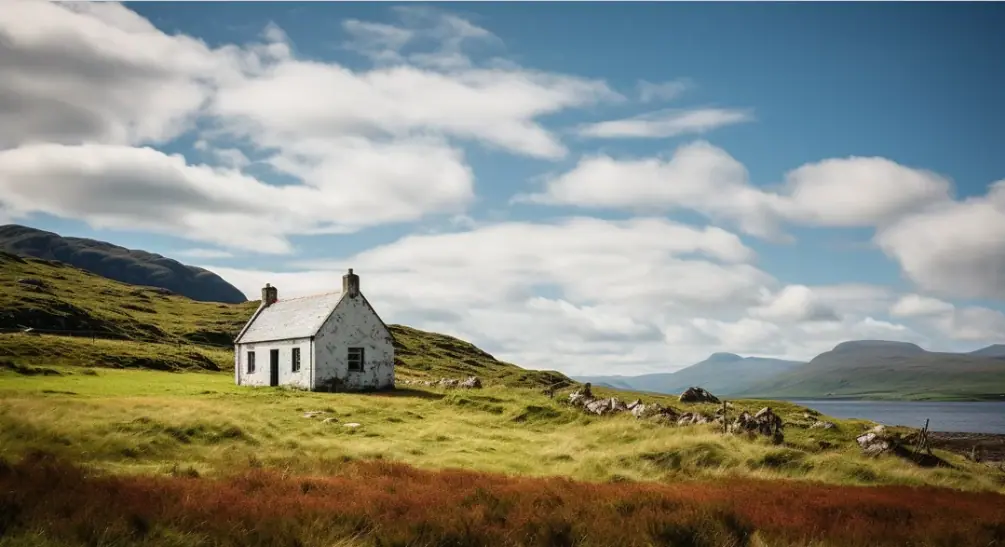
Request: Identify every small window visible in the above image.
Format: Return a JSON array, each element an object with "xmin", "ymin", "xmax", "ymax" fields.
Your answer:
[
  {"xmin": 247, "ymin": 351, "xmax": 256, "ymax": 374},
  {"xmin": 347, "ymin": 347, "xmax": 364, "ymax": 372},
  {"xmin": 292, "ymin": 347, "xmax": 301, "ymax": 372}
]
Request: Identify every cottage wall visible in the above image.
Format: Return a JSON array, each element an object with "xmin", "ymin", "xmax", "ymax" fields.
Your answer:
[
  {"xmin": 235, "ymin": 337, "xmax": 312, "ymax": 389},
  {"xmin": 313, "ymin": 294, "xmax": 394, "ymax": 391}
]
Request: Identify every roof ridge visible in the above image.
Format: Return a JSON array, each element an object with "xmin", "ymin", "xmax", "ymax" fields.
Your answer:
[{"xmin": 275, "ymin": 290, "xmax": 341, "ymax": 302}]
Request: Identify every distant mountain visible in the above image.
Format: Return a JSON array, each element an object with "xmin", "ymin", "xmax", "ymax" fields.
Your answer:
[
  {"xmin": 0, "ymin": 224, "xmax": 246, "ymax": 304},
  {"xmin": 737, "ymin": 340, "xmax": 1005, "ymax": 401},
  {"xmin": 969, "ymin": 344, "xmax": 1005, "ymax": 358},
  {"xmin": 574, "ymin": 352, "xmax": 805, "ymax": 396}
]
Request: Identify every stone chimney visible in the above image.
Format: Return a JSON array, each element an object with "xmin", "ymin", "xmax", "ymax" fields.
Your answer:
[
  {"xmin": 342, "ymin": 268, "xmax": 360, "ymax": 298},
  {"xmin": 261, "ymin": 283, "xmax": 278, "ymax": 307}
]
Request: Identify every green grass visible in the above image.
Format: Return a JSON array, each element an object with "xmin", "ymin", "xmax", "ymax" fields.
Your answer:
[
  {"xmin": 0, "ymin": 252, "xmax": 571, "ymax": 386},
  {"xmin": 1, "ymin": 368, "xmax": 1002, "ymax": 494}
]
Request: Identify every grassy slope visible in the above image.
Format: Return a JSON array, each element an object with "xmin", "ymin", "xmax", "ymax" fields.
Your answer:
[
  {"xmin": 0, "ymin": 252, "xmax": 569, "ymax": 387},
  {"xmin": 0, "ymin": 368, "xmax": 1001, "ymax": 495}
]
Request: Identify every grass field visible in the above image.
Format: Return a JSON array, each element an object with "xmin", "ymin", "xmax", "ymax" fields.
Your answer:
[
  {"xmin": 1, "ymin": 367, "xmax": 1001, "ymax": 490},
  {"xmin": 1, "ymin": 368, "xmax": 1005, "ymax": 546}
]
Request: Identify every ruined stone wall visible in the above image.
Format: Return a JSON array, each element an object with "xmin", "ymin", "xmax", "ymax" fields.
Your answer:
[
  {"xmin": 313, "ymin": 294, "xmax": 394, "ymax": 391},
  {"xmin": 235, "ymin": 338, "xmax": 312, "ymax": 388}
]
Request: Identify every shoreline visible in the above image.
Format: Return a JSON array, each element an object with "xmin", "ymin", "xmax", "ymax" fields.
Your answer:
[{"xmin": 927, "ymin": 432, "xmax": 1005, "ymax": 463}]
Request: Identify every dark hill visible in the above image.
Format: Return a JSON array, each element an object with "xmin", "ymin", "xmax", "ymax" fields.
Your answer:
[
  {"xmin": 970, "ymin": 344, "xmax": 1005, "ymax": 358},
  {"xmin": 0, "ymin": 224, "xmax": 246, "ymax": 304}
]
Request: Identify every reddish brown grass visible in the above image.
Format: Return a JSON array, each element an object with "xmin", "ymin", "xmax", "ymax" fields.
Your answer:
[{"xmin": 1, "ymin": 452, "xmax": 1004, "ymax": 547}]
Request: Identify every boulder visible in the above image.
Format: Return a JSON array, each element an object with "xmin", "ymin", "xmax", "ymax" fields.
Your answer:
[
  {"xmin": 856, "ymin": 426, "xmax": 896, "ymax": 456},
  {"xmin": 459, "ymin": 376, "xmax": 482, "ymax": 389},
  {"xmin": 585, "ymin": 398, "xmax": 612, "ymax": 415},
  {"xmin": 810, "ymin": 421, "xmax": 837, "ymax": 430},
  {"xmin": 626, "ymin": 399, "xmax": 642, "ymax": 411},
  {"xmin": 679, "ymin": 387, "xmax": 720, "ymax": 404}
]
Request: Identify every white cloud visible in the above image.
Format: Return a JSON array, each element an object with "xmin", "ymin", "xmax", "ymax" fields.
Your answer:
[
  {"xmin": 515, "ymin": 141, "xmax": 787, "ymax": 240},
  {"xmin": 0, "ymin": 0, "xmax": 240, "ymax": 149},
  {"xmin": 874, "ymin": 181, "xmax": 1005, "ymax": 300},
  {"xmin": 890, "ymin": 294, "xmax": 955, "ymax": 318},
  {"xmin": 0, "ymin": 142, "xmax": 474, "ymax": 253},
  {"xmin": 578, "ymin": 108, "xmax": 753, "ymax": 139},
  {"xmin": 890, "ymin": 294, "xmax": 1005, "ymax": 342},
  {"xmin": 777, "ymin": 156, "xmax": 952, "ymax": 227},
  {"xmin": 749, "ymin": 285, "xmax": 839, "ymax": 323},
  {"xmin": 522, "ymin": 141, "xmax": 956, "ymax": 241},
  {"xmin": 637, "ymin": 79, "xmax": 692, "ymax": 103}
]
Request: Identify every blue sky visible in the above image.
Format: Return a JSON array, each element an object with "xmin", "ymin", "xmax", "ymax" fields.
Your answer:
[{"xmin": 1, "ymin": 1, "xmax": 1003, "ymax": 375}]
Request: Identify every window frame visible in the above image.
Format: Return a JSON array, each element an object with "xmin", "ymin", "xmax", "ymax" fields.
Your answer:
[
  {"xmin": 347, "ymin": 347, "xmax": 365, "ymax": 372},
  {"xmin": 247, "ymin": 351, "xmax": 256, "ymax": 374},
  {"xmin": 292, "ymin": 347, "xmax": 301, "ymax": 373}
]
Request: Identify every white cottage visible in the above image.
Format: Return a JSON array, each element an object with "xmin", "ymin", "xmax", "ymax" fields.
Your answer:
[{"xmin": 233, "ymin": 269, "xmax": 395, "ymax": 391}]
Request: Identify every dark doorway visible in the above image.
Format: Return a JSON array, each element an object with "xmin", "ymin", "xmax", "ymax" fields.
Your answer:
[{"xmin": 269, "ymin": 349, "xmax": 279, "ymax": 387}]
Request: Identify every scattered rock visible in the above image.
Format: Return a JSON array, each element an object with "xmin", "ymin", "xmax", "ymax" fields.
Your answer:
[
  {"xmin": 344, "ymin": 422, "xmax": 361, "ymax": 428},
  {"xmin": 303, "ymin": 411, "xmax": 327, "ymax": 419},
  {"xmin": 459, "ymin": 376, "xmax": 482, "ymax": 389},
  {"xmin": 321, "ymin": 417, "xmax": 339, "ymax": 424},
  {"xmin": 679, "ymin": 387, "xmax": 720, "ymax": 404},
  {"xmin": 810, "ymin": 421, "xmax": 837, "ymax": 430},
  {"xmin": 856, "ymin": 426, "xmax": 895, "ymax": 456},
  {"xmin": 438, "ymin": 378, "xmax": 460, "ymax": 388}
]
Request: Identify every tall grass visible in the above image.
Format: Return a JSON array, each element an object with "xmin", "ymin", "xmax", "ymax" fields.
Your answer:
[
  {"xmin": 2, "ymin": 453, "xmax": 1004, "ymax": 547},
  {"xmin": 1, "ymin": 369, "xmax": 1003, "ymax": 493}
]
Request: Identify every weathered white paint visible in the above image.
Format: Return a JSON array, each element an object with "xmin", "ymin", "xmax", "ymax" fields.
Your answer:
[
  {"xmin": 235, "ymin": 337, "xmax": 312, "ymax": 389},
  {"xmin": 313, "ymin": 293, "xmax": 395, "ymax": 391},
  {"xmin": 233, "ymin": 270, "xmax": 394, "ymax": 391}
]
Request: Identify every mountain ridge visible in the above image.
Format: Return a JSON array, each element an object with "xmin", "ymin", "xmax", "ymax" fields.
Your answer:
[{"xmin": 0, "ymin": 224, "xmax": 246, "ymax": 304}]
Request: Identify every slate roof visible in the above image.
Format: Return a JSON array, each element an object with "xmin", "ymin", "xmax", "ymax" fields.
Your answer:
[{"xmin": 235, "ymin": 291, "xmax": 343, "ymax": 344}]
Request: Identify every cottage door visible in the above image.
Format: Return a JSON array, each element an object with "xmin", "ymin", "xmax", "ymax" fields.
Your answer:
[{"xmin": 269, "ymin": 349, "xmax": 279, "ymax": 386}]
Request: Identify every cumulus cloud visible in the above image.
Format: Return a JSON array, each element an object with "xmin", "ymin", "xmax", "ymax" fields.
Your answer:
[
  {"xmin": 0, "ymin": 0, "xmax": 237, "ymax": 149},
  {"xmin": 890, "ymin": 294, "xmax": 1005, "ymax": 342},
  {"xmin": 521, "ymin": 140, "xmax": 956, "ymax": 241},
  {"xmin": 749, "ymin": 285, "xmax": 840, "ymax": 323},
  {"xmin": 515, "ymin": 141, "xmax": 788, "ymax": 239},
  {"xmin": 874, "ymin": 181, "xmax": 1005, "ymax": 300},
  {"xmin": 577, "ymin": 108, "xmax": 753, "ymax": 139},
  {"xmin": 0, "ymin": 142, "xmax": 474, "ymax": 253}
]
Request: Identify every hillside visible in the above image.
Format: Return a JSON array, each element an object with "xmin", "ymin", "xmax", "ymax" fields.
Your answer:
[
  {"xmin": 738, "ymin": 340, "xmax": 1005, "ymax": 401},
  {"xmin": 0, "ymin": 251, "xmax": 571, "ymax": 387},
  {"xmin": 576, "ymin": 352, "xmax": 805, "ymax": 396},
  {"xmin": 0, "ymin": 224, "xmax": 246, "ymax": 304}
]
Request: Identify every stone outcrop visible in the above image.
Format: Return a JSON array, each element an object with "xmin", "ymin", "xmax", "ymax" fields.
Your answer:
[
  {"xmin": 729, "ymin": 407, "xmax": 784, "ymax": 442},
  {"xmin": 459, "ymin": 376, "xmax": 482, "ymax": 389},
  {"xmin": 679, "ymin": 387, "xmax": 720, "ymax": 404}
]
